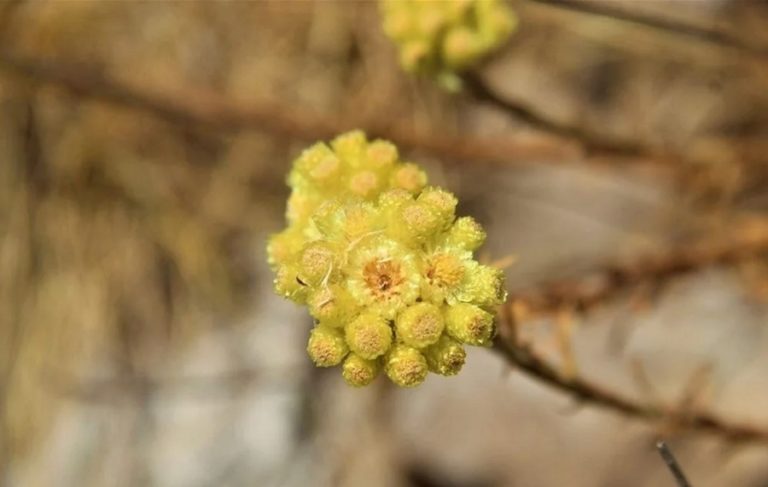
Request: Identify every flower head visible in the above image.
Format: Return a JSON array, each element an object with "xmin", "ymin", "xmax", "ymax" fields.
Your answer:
[
  {"xmin": 268, "ymin": 130, "xmax": 508, "ymax": 387},
  {"xmin": 380, "ymin": 0, "xmax": 518, "ymax": 90}
]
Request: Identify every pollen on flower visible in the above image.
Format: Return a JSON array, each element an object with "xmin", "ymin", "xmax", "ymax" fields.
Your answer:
[
  {"xmin": 342, "ymin": 354, "xmax": 380, "ymax": 387},
  {"xmin": 385, "ymin": 345, "xmax": 429, "ymax": 387},
  {"xmin": 345, "ymin": 312, "xmax": 393, "ymax": 359},
  {"xmin": 445, "ymin": 303, "xmax": 495, "ymax": 346},
  {"xmin": 396, "ymin": 302, "xmax": 444, "ymax": 348},
  {"xmin": 307, "ymin": 325, "xmax": 349, "ymax": 367},
  {"xmin": 268, "ymin": 130, "xmax": 509, "ymax": 387},
  {"xmin": 425, "ymin": 335, "xmax": 466, "ymax": 376}
]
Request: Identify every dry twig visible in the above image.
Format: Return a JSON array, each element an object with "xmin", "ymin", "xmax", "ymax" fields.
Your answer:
[
  {"xmin": 0, "ymin": 51, "xmax": 582, "ymax": 168},
  {"xmin": 494, "ymin": 217, "xmax": 768, "ymax": 443},
  {"xmin": 509, "ymin": 217, "xmax": 768, "ymax": 316}
]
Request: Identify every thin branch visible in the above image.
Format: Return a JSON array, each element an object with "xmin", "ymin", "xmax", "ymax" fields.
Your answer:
[
  {"xmin": 510, "ymin": 217, "xmax": 768, "ymax": 316},
  {"xmin": 493, "ymin": 318, "xmax": 768, "ymax": 443},
  {"xmin": 493, "ymin": 218, "xmax": 768, "ymax": 443},
  {"xmin": 528, "ymin": 0, "xmax": 768, "ymax": 60},
  {"xmin": 0, "ymin": 51, "xmax": 585, "ymax": 168},
  {"xmin": 463, "ymin": 72, "xmax": 710, "ymax": 172},
  {"xmin": 657, "ymin": 440, "xmax": 693, "ymax": 487}
]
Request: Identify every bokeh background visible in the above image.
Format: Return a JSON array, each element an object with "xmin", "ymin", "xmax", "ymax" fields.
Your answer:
[{"xmin": 2, "ymin": 1, "xmax": 768, "ymax": 486}]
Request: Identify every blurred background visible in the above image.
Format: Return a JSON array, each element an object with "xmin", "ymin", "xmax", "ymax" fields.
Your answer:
[{"xmin": 2, "ymin": 1, "xmax": 768, "ymax": 486}]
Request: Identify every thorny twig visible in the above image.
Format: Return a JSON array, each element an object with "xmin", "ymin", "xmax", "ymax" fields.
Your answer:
[
  {"xmin": 0, "ymin": 51, "xmax": 583, "ymax": 168},
  {"xmin": 509, "ymin": 217, "xmax": 768, "ymax": 316},
  {"xmin": 494, "ymin": 218, "xmax": 768, "ymax": 443},
  {"xmin": 463, "ymin": 72, "xmax": 684, "ymax": 164},
  {"xmin": 493, "ymin": 323, "xmax": 768, "ymax": 443},
  {"xmin": 527, "ymin": 0, "xmax": 768, "ymax": 60}
]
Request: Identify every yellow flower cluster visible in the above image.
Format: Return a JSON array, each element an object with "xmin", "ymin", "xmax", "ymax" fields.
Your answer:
[
  {"xmin": 380, "ymin": 0, "xmax": 517, "ymax": 90},
  {"xmin": 268, "ymin": 131, "xmax": 507, "ymax": 387}
]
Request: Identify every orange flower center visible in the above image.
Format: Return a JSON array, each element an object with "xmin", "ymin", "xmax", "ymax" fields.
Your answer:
[
  {"xmin": 363, "ymin": 259, "xmax": 404, "ymax": 299},
  {"xmin": 426, "ymin": 253, "xmax": 463, "ymax": 288}
]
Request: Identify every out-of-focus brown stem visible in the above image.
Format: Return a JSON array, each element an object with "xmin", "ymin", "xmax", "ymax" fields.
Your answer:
[
  {"xmin": 527, "ymin": 0, "xmax": 768, "ymax": 60},
  {"xmin": 0, "ymin": 51, "xmax": 584, "ymax": 168},
  {"xmin": 493, "ymin": 329, "xmax": 768, "ymax": 443},
  {"xmin": 496, "ymin": 304, "xmax": 768, "ymax": 442},
  {"xmin": 510, "ymin": 216, "xmax": 768, "ymax": 316},
  {"xmin": 494, "ymin": 217, "xmax": 768, "ymax": 442}
]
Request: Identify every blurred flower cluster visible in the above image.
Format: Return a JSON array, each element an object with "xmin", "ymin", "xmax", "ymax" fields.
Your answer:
[
  {"xmin": 268, "ymin": 131, "xmax": 507, "ymax": 387},
  {"xmin": 380, "ymin": 0, "xmax": 516, "ymax": 90}
]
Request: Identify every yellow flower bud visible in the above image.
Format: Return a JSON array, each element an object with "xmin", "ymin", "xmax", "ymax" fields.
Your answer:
[
  {"xmin": 390, "ymin": 201, "xmax": 442, "ymax": 246},
  {"xmin": 418, "ymin": 186, "xmax": 457, "ymax": 231},
  {"xmin": 307, "ymin": 285, "xmax": 358, "ymax": 327},
  {"xmin": 291, "ymin": 142, "xmax": 342, "ymax": 190},
  {"xmin": 378, "ymin": 188, "xmax": 413, "ymax": 215},
  {"xmin": 307, "ymin": 325, "xmax": 349, "ymax": 367},
  {"xmin": 384, "ymin": 345, "xmax": 428, "ymax": 387},
  {"xmin": 444, "ymin": 302, "xmax": 495, "ymax": 346},
  {"xmin": 342, "ymin": 354, "xmax": 381, "ymax": 387},
  {"xmin": 345, "ymin": 312, "xmax": 393, "ymax": 359},
  {"xmin": 298, "ymin": 241, "xmax": 338, "ymax": 285},
  {"xmin": 462, "ymin": 264, "xmax": 507, "ymax": 307},
  {"xmin": 424, "ymin": 335, "xmax": 466, "ymax": 376},
  {"xmin": 366, "ymin": 140, "xmax": 399, "ymax": 170},
  {"xmin": 348, "ymin": 170, "xmax": 382, "ymax": 199},
  {"xmin": 380, "ymin": 0, "xmax": 517, "ymax": 86},
  {"xmin": 273, "ymin": 265, "xmax": 308, "ymax": 304},
  {"xmin": 396, "ymin": 302, "xmax": 444, "ymax": 348},
  {"xmin": 331, "ymin": 130, "xmax": 367, "ymax": 167},
  {"xmin": 443, "ymin": 27, "xmax": 484, "ymax": 70},
  {"xmin": 391, "ymin": 163, "xmax": 427, "ymax": 193},
  {"xmin": 444, "ymin": 216, "xmax": 486, "ymax": 251}
]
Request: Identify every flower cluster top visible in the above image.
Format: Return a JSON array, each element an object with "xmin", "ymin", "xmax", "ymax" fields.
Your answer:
[
  {"xmin": 380, "ymin": 0, "xmax": 517, "ymax": 90},
  {"xmin": 268, "ymin": 131, "xmax": 506, "ymax": 387}
]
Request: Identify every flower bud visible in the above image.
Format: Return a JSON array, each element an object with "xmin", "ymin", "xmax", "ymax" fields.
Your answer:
[
  {"xmin": 345, "ymin": 312, "xmax": 393, "ymax": 359},
  {"xmin": 424, "ymin": 335, "xmax": 466, "ymax": 376},
  {"xmin": 463, "ymin": 264, "xmax": 507, "ymax": 307},
  {"xmin": 366, "ymin": 140, "xmax": 399, "ymax": 170},
  {"xmin": 444, "ymin": 303, "xmax": 495, "ymax": 346},
  {"xmin": 307, "ymin": 325, "xmax": 348, "ymax": 367},
  {"xmin": 273, "ymin": 265, "xmax": 308, "ymax": 304},
  {"xmin": 391, "ymin": 163, "xmax": 427, "ymax": 193},
  {"xmin": 396, "ymin": 302, "xmax": 444, "ymax": 348},
  {"xmin": 378, "ymin": 188, "xmax": 413, "ymax": 217},
  {"xmin": 384, "ymin": 345, "xmax": 428, "ymax": 387},
  {"xmin": 390, "ymin": 201, "xmax": 442, "ymax": 246},
  {"xmin": 307, "ymin": 285, "xmax": 358, "ymax": 327},
  {"xmin": 418, "ymin": 186, "xmax": 457, "ymax": 230},
  {"xmin": 299, "ymin": 241, "xmax": 338, "ymax": 285},
  {"xmin": 331, "ymin": 130, "xmax": 367, "ymax": 167},
  {"xmin": 444, "ymin": 216, "xmax": 486, "ymax": 251},
  {"xmin": 443, "ymin": 27, "xmax": 484, "ymax": 70},
  {"xmin": 348, "ymin": 170, "xmax": 382, "ymax": 199},
  {"xmin": 291, "ymin": 142, "xmax": 341, "ymax": 190},
  {"xmin": 342, "ymin": 354, "xmax": 381, "ymax": 387}
]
